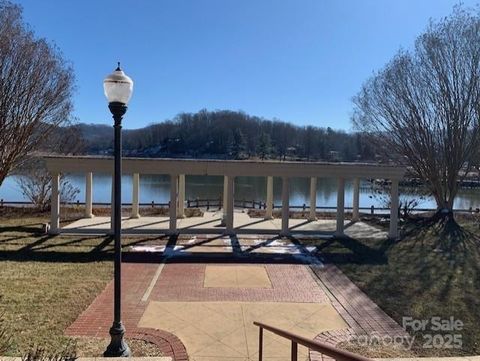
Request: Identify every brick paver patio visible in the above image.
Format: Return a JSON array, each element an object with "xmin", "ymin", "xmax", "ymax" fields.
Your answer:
[
  {"xmin": 66, "ymin": 236, "xmax": 407, "ymax": 360},
  {"xmin": 149, "ymin": 263, "xmax": 327, "ymax": 303}
]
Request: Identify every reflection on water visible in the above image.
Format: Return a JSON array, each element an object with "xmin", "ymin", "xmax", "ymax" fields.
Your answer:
[{"xmin": 1, "ymin": 173, "xmax": 480, "ymax": 210}]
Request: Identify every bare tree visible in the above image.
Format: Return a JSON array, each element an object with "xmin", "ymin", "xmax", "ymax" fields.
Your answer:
[
  {"xmin": 16, "ymin": 159, "xmax": 79, "ymax": 211},
  {"xmin": 353, "ymin": 6, "xmax": 480, "ymax": 220},
  {"xmin": 43, "ymin": 123, "xmax": 86, "ymax": 155},
  {"xmin": 371, "ymin": 182, "xmax": 430, "ymax": 220},
  {"xmin": 14, "ymin": 122, "xmax": 85, "ymax": 210},
  {"xmin": 0, "ymin": 1, "xmax": 74, "ymax": 186}
]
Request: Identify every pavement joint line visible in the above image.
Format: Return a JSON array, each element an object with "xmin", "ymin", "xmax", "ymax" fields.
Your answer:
[
  {"xmin": 240, "ymin": 304, "xmax": 251, "ymax": 357},
  {"xmin": 141, "ymin": 263, "xmax": 165, "ymax": 302}
]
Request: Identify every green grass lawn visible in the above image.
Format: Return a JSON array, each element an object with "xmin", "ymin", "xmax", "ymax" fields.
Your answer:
[
  {"xmin": 0, "ymin": 207, "xmax": 166, "ymax": 356},
  {"xmin": 314, "ymin": 215, "xmax": 480, "ymax": 356}
]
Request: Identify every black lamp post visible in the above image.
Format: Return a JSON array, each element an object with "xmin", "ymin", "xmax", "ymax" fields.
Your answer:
[{"xmin": 103, "ymin": 63, "xmax": 133, "ymax": 357}]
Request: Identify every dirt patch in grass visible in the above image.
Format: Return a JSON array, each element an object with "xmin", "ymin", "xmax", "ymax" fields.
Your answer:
[
  {"xmin": 1, "ymin": 204, "xmax": 204, "ymax": 222},
  {"xmin": 0, "ymin": 206, "xmax": 47, "ymax": 219},
  {"xmin": 91, "ymin": 205, "xmax": 203, "ymax": 218},
  {"xmin": 0, "ymin": 206, "xmax": 81, "ymax": 224}
]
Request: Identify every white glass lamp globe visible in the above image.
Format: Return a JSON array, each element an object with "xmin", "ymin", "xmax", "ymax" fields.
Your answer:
[{"xmin": 103, "ymin": 63, "xmax": 134, "ymax": 105}]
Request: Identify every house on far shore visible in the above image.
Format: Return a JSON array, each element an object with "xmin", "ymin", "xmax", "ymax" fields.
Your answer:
[{"xmin": 328, "ymin": 151, "xmax": 342, "ymax": 162}]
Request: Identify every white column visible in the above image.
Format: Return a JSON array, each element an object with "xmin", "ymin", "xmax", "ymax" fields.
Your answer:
[
  {"xmin": 49, "ymin": 172, "xmax": 60, "ymax": 235},
  {"xmin": 222, "ymin": 175, "xmax": 228, "ymax": 225},
  {"xmin": 389, "ymin": 179, "xmax": 400, "ymax": 239},
  {"xmin": 177, "ymin": 174, "xmax": 185, "ymax": 218},
  {"xmin": 85, "ymin": 172, "xmax": 93, "ymax": 218},
  {"xmin": 225, "ymin": 176, "xmax": 235, "ymax": 233},
  {"xmin": 265, "ymin": 176, "xmax": 273, "ymax": 219},
  {"xmin": 352, "ymin": 178, "xmax": 360, "ymax": 221},
  {"xmin": 131, "ymin": 173, "xmax": 140, "ymax": 218},
  {"xmin": 335, "ymin": 177, "xmax": 345, "ymax": 237},
  {"xmin": 169, "ymin": 174, "xmax": 178, "ymax": 233},
  {"xmin": 308, "ymin": 177, "xmax": 317, "ymax": 221},
  {"xmin": 281, "ymin": 177, "xmax": 289, "ymax": 236}
]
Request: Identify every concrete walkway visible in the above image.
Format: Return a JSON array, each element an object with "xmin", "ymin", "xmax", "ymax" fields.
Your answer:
[
  {"xmin": 62, "ymin": 211, "xmax": 388, "ymax": 238},
  {"xmin": 65, "ymin": 232, "xmax": 411, "ymax": 361},
  {"xmin": 139, "ymin": 300, "xmax": 345, "ymax": 360},
  {"xmin": 67, "ymin": 262, "xmax": 342, "ymax": 361}
]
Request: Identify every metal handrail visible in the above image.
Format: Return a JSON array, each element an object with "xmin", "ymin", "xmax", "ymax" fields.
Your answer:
[{"xmin": 254, "ymin": 321, "xmax": 373, "ymax": 361}]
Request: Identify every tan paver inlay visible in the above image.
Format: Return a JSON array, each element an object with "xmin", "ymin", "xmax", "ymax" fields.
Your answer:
[
  {"xmin": 139, "ymin": 301, "xmax": 347, "ymax": 361},
  {"xmin": 203, "ymin": 265, "xmax": 272, "ymax": 288}
]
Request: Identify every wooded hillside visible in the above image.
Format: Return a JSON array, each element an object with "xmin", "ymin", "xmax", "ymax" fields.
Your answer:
[{"xmin": 75, "ymin": 109, "xmax": 377, "ymax": 161}]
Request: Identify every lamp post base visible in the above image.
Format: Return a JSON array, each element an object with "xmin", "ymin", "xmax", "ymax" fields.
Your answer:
[{"xmin": 104, "ymin": 322, "xmax": 131, "ymax": 357}]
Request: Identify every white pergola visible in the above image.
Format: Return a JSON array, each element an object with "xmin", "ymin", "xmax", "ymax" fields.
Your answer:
[{"xmin": 45, "ymin": 156, "xmax": 406, "ymax": 238}]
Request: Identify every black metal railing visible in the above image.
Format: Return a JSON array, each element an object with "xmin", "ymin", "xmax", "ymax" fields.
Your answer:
[{"xmin": 254, "ymin": 321, "xmax": 373, "ymax": 361}]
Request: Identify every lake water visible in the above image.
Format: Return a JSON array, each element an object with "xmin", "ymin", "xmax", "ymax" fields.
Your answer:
[{"xmin": 1, "ymin": 174, "xmax": 480, "ymax": 210}]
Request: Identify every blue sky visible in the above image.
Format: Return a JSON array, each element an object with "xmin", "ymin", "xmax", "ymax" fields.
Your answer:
[{"xmin": 18, "ymin": 0, "xmax": 475, "ymax": 130}]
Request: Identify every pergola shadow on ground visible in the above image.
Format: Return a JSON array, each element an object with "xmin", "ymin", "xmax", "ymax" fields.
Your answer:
[
  {"xmin": 45, "ymin": 156, "xmax": 405, "ymax": 240},
  {"xmin": 121, "ymin": 232, "xmax": 390, "ymax": 267},
  {"xmin": 0, "ymin": 225, "xmax": 389, "ymax": 267},
  {"xmin": 124, "ymin": 234, "xmax": 323, "ymax": 265}
]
